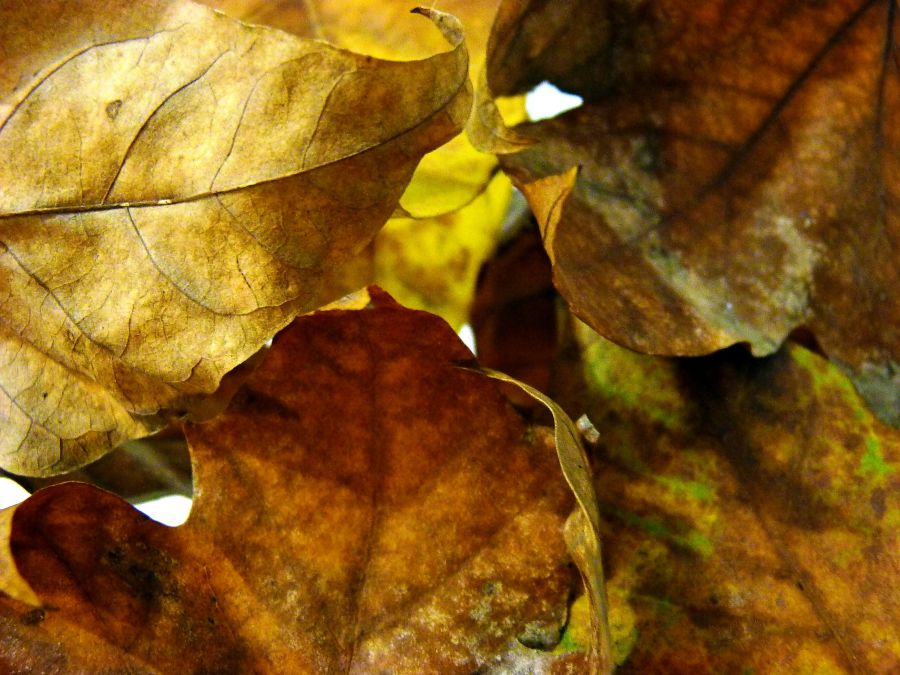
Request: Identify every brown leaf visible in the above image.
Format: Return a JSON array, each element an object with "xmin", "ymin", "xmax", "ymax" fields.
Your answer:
[
  {"xmin": 471, "ymin": 225, "xmax": 559, "ymax": 405},
  {"xmin": 493, "ymin": 0, "xmax": 900, "ymax": 425},
  {"xmin": 0, "ymin": 0, "xmax": 471, "ymax": 474},
  {"xmin": 487, "ymin": 0, "xmax": 612, "ymax": 100},
  {"xmin": 9, "ymin": 427, "xmax": 192, "ymax": 504},
  {"xmin": 568, "ymin": 326, "xmax": 900, "ymax": 672},
  {"xmin": 0, "ymin": 289, "xmax": 579, "ymax": 673}
]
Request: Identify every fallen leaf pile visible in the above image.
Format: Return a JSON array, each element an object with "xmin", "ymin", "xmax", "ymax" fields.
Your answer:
[{"xmin": 1, "ymin": 0, "xmax": 898, "ymax": 672}]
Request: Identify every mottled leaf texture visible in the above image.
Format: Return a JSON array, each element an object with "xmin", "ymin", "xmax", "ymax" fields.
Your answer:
[
  {"xmin": 0, "ymin": 0, "xmax": 471, "ymax": 475},
  {"xmin": 0, "ymin": 289, "xmax": 580, "ymax": 673},
  {"xmin": 568, "ymin": 326, "xmax": 900, "ymax": 672},
  {"xmin": 493, "ymin": 0, "xmax": 900, "ymax": 425}
]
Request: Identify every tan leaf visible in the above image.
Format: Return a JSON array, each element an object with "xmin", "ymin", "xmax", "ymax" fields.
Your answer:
[
  {"xmin": 0, "ymin": 0, "xmax": 471, "ymax": 474},
  {"xmin": 0, "ymin": 289, "xmax": 579, "ymax": 673},
  {"xmin": 493, "ymin": 0, "xmax": 900, "ymax": 425}
]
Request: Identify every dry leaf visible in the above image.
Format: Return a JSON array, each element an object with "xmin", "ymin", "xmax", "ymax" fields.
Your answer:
[
  {"xmin": 486, "ymin": 0, "xmax": 611, "ymax": 100},
  {"xmin": 493, "ymin": 0, "xmax": 900, "ymax": 425},
  {"xmin": 0, "ymin": 0, "xmax": 471, "ymax": 474},
  {"xmin": 8, "ymin": 428, "xmax": 192, "ymax": 504},
  {"xmin": 0, "ymin": 289, "xmax": 580, "ymax": 673},
  {"xmin": 210, "ymin": 0, "xmax": 496, "ymax": 64},
  {"xmin": 567, "ymin": 326, "xmax": 900, "ymax": 672},
  {"xmin": 203, "ymin": 0, "xmax": 528, "ymax": 328},
  {"xmin": 206, "ymin": 0, "xmax": 523, "ymax": 218},
  {"xmin": 476, "ymin": 366, "xmax": 613, "ymax": 675}
]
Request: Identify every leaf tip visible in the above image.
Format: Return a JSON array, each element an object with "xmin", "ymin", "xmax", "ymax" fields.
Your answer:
[{"xmin": 409, "ymin": 6, "xmax": 464, "ymax": 47}]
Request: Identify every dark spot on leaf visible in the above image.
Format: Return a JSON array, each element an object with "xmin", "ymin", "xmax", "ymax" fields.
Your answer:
[
  {"xmin": 21, "ymin": 607, "xmax": 45, "ymax": 625},
  {"xmin": 870, "ymin": 488, "xmax": 886, "ymax": 519},
  {"xmin": 105, "ymin": 99, "xmax": 122, "ymax": 120},
  {"xmin": 233, "ymin": 387, "xmax": 298, "ymax": 421},
  {"xmin": 517, "ymin": 618, "xmax": 562, "ymax": 650},
  {"xmin": 633, "ymin": 135, "xmax": 662, "ymax": 174},
  {"xmin": 104, "ymin": 546, "xmax": 124, "ymax": 564}
]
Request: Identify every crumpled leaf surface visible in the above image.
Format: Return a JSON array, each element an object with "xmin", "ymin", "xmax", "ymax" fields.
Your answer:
[
  {"xmin": 0, "ymin": 0, "xmax": 471, "ymax": 474},
  {"xmin": 492, "ymin": 0, "xmax": 900, "ymax": 425},
  {"xmin": 0, "ymin": 289, "xmax": 579, "ymax": 673},
  {"xmin": 567, "ymin": 325, "xmax": 900, "ymax": 672},
  {"xmin": 204, "ymin": 0, "xmax": 526, "ymax": 328},
  {"xmin": 207, "ymin": 0, "xmax": 522, "ymax": 217}
]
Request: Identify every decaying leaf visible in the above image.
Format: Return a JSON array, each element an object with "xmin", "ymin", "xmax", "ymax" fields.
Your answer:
[
  {"xmin": 203, "ymin": 0, "xmax": 528, "ymax": 329},
  {"xmin": 567, "ymin": 324, "xmax": 900, "ymax": 672},
  {"xmin": 0, "ymin": 0, "xmax": 471, "ymax": 474},
  {"xmin": 476, "ymin": 366, "xmax": 613, "ymax": 675},
  {"xmin": 492, "ymin": 0, "xmax": 900, "ymax": 425},
  {"xmin": 210, "ymin": 0, "xmax": 495, "ymax": 63},
  {"xmin": 0, "ymin": 289, "xmax": 581, "ymax": 673}
]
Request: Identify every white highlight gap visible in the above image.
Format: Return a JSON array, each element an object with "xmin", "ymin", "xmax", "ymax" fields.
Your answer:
[
  {"xmin": 525, "ymin": 81, "xmax": 584, "ymax": 121},
  {"xmin": 0, "ymin": 477, "xmax": 29, "ymax": 510},
  {"xmin": 134, "ymin": 494, "xmax": 192, "ymax": 527},
  {"xmin": 457, "ymin": 322, "xmax": 477, "ymax": 355}
]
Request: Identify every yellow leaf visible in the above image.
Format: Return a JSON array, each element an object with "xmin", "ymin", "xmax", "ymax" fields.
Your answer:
[{"xmin": 375, "ymin": 172, "xmax": 513, "ymax": 330}]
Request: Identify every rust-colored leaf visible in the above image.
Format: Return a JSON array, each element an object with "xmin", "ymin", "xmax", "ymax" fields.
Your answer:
[
  {"xmin": 470, "ymin": 225, "xmax": 559, "ymax": 404},
  {"xmin": 567, "ymin": 325, "xmax": 900, "ymax": 672},
  {"xmin": 0, "ymin": 0, "xmax": 471, "ymax": 474},
  {"xmin": 0, "ymin": 289, "xmax": 580, "ymax": 673},
  {"xmin": 493, "ymin": 0, "xmax": 900, "ymax": 424}
]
